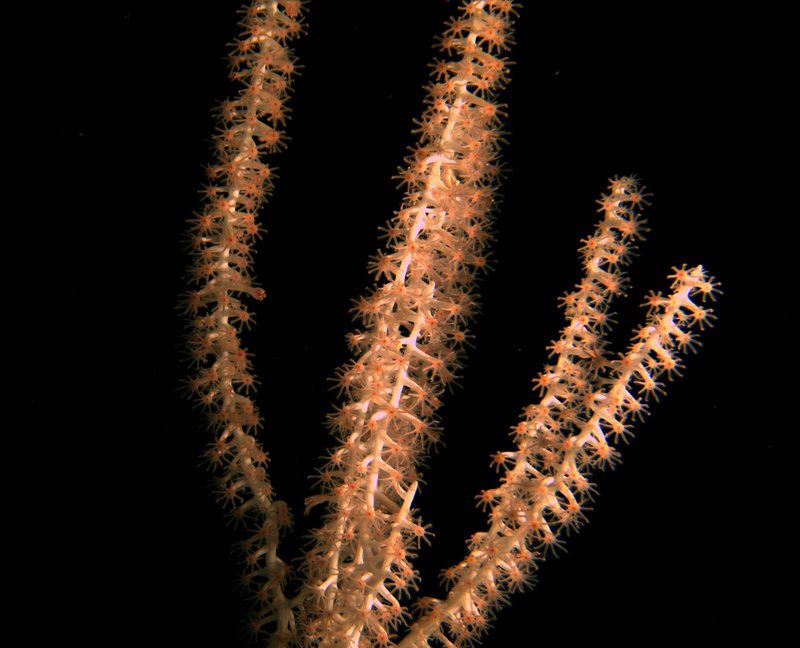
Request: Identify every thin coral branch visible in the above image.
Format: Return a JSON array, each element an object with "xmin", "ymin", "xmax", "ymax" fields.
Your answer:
[
  {"xmin": 182, "ymin": 1, "xmax": 305, "ymax": 643},
  {"xmin": 399, "ymin": 256, "xmax": 717, "ymax": 647}
]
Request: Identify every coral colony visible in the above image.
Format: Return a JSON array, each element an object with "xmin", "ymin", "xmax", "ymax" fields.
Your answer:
[{"xmin": 182, "ymin": 2, "xmax": 717, "ymax": 645}]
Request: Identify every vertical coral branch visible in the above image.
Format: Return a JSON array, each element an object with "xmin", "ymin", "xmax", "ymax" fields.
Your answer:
[
  {"xmin": 299, "ymin": 2, "xmax": 516, "ymax": 645},
  {"xmin": 181, "ymin": 1, "xmax": 304, "ymax": 643}
]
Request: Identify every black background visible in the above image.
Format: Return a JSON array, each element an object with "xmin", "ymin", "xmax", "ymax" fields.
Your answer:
[{"xmin": 24, "ymin": 1, "xmax": 785, "ymax": 645}]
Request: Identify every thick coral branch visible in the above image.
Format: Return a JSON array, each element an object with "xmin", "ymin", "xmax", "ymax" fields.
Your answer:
[{"xmin": 299, "ymin": 2, "xmax": 517, "ymax": 645}]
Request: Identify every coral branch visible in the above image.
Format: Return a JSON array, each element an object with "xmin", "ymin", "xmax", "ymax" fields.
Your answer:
[
  {"xmin": 182, "ymin": 1, "xmax": 304, "ymax": 642},
  {"xmin": 298, "ymin": 3, "xmax": 517, "ymax": 645},
  {"xmin": 401, "ymin": 254, "xmax": 717, "ymax": 646}
]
